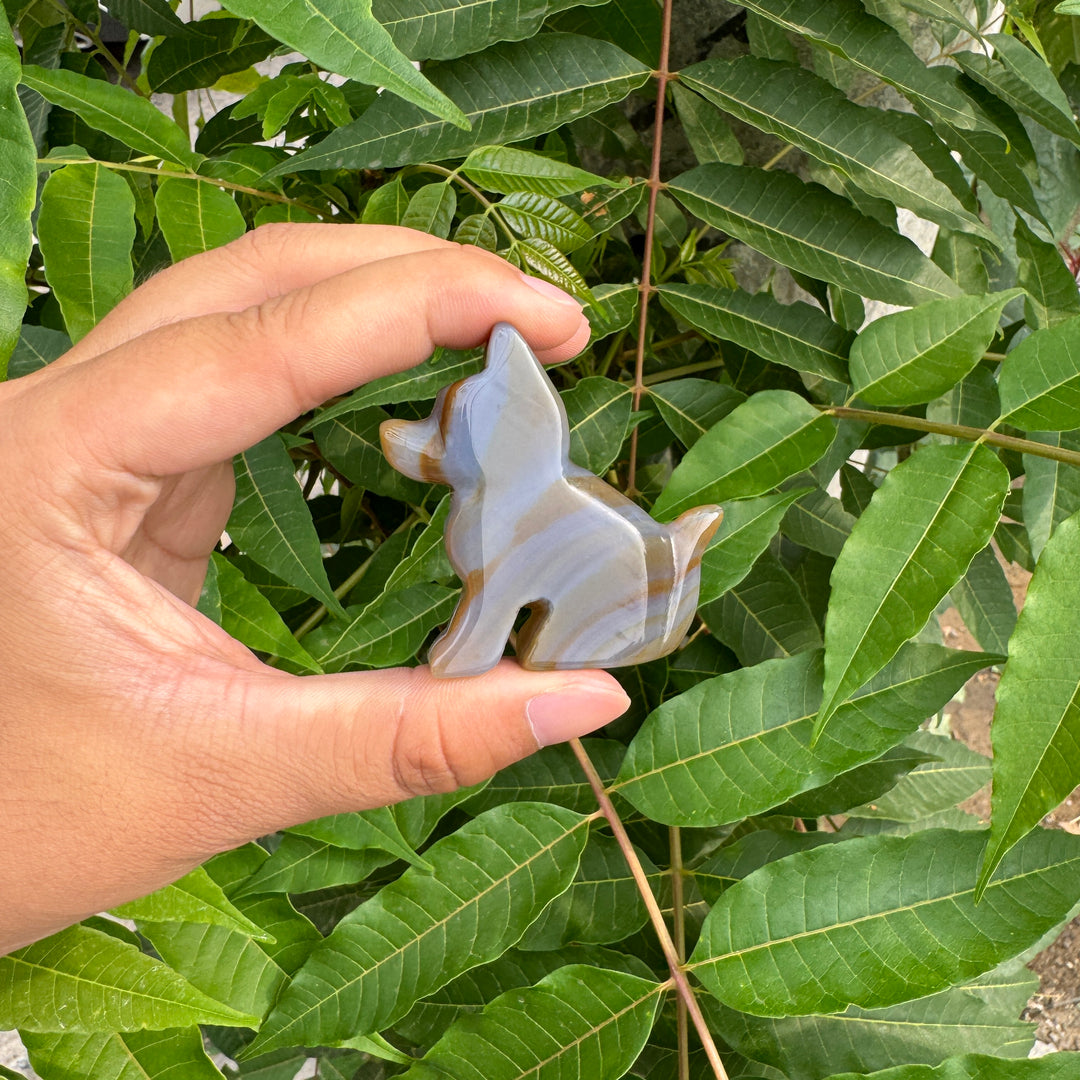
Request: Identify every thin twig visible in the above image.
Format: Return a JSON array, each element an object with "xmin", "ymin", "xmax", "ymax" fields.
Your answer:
[
  {"xmin": 569, "ymin": 739, "xmax": 729, "ymax": 1080},
  {"xmin": 670, "ymin": 826, "xmax": 690, "ymax": 1080},
  {"xmin": 626, "ymin": 0, "xmax": 675, "ymax": 496},
  {"xmin": 408, "ymin": 163, "xmax": 517, "ymax": 246},
  {"xmin": 822, "ymin": 405, "xmax": 1080, "ymax": 468},
  {"xmin": 38, "ymin": 157, "xmax": 323, "ymax": 215}
]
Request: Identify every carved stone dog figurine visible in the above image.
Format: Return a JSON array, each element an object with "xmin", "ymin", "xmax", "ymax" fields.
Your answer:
[{"xmin": 380, "ymin": 323, "xmax": 723, "ymax": 678}]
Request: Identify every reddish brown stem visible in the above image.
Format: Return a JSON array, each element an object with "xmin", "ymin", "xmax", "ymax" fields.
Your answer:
[
  {"xmin": 626, "ymin": 0, "xmax": 675, "ymax": 497},
  {"xmin": 569, "ymin": 739, "xmax": 729, "ymax": 1080}
]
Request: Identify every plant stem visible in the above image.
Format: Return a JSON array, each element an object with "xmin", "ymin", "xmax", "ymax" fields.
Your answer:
[
  {"xmin": 670, "ymin": 826, "xmax": 690, "ymax": 1080},
  {"xmin": 822, "ymin": 405, "xmax": 1080, "ymax": 467},
  {"xmin": 619, "ymin": 329, "xmax": 701, "ymax": 365},
  {"xmin": 626, "ymin": 0, "xmax": 675, "ymax": 496},
  {"xmin": 408, "ymin": 163, "xmax": 518, "ymax": 246},
  {"xmin": 292, "ymin": 513, "xmax": 419, "ymax": 641},
  {"xmin": 641, "ymin": 356, "xmax": 724, "ymax": 386},
  {"xmin": 38, "ymin": 157, "xmax": 322, "ymax": 215},
  {"xmin": 569, "ymin": 739, "xmax": 729, "ymax": 1080}
]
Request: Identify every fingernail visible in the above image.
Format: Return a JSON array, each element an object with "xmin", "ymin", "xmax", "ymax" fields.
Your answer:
[
  {"xmin": 519, "ymin": 273, "xmax": 583, "ymax": 308},
  {"xmin": 526, "ymin": 684, "xmax": 631, "ymax": 747}
]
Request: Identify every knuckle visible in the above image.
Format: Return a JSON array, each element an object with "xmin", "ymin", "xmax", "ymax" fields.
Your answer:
[
  {"xmin": 389, "ymin": 677, "xmax": 469, "ymax": 798},
  {"xmin": 232, "ymin": 221, "xmax": 297, "ymax": 262}
]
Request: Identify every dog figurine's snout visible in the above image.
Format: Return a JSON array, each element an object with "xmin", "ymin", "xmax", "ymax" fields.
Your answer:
[{"xmin": 380, "ymin": 323, "xmax": 722, "ymax": 678}]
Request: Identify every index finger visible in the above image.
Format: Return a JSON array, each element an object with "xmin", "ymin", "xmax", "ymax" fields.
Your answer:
[
  {"xmin": 24, "ymin": 244, "xmax": 590, "ymax": 480},
  {"xmin": 60, "ymin": 223, "xmax": 458, "ymax": 365}
]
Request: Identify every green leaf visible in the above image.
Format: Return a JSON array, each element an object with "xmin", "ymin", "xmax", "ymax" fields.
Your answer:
[
  {"xmin": 147, "ymin": 18, "xmax": 278, "ymax": 94},
  {"xmin": 400, "ymin": 181, "xmax": 457, "ymax": 239},
  {"xmin": 394, "ymin": 944, "xmax": 652, "ymax": 1045},
  {"xmin": 274, "ymin": 34, "xmax": 650, "ymax": 174},
  {"xmin": 688, "ymin": 827, "xmax": 1080, "ymax": 1016},
  {"xmin": 286, "ymin": 805, "xmax": 431, "ymax": 870},
  {"xmin": 711, "ymin": 959, "xmax": 1036, "ymax": 1080},
  {"xmin": 462, "ymin": 144, "xmax": 609, "ymax": 196},
  {"xmin": 561, "ymin": 377, "xmax": 633, "ymax": 473},
  {"xmin": 669, "ymin": 165, "xmax": 962, "ymax": 307},
  {"xmin": 821, "ymin": 1052, "xmax": 1080, "ymax": 1079},
  {"xmin": 652, "ymin": 389, "xmax": 837, "ymax": 521},
  {"xmin": 218, "ymin": 0, "xmax": 466, "ymax": 128},
  {"xmin": 649, "ymin": 378, "xmax": 746, "ymax": 448},
  {"xmin": 694, "ymin": 831, "xmax": 846, "ymax": 904},
  {"xmin": 659, "ymin": 283, "xmax": 851, "ymax": 384},
  {"xmin": 245, "ymin": 803, "xmax": 590, "ymax": 1055},
  {"xmin": 22, "ymin": 1028, "xmax": 227, "ymax": 1080},
  {"xmin": 306, "ymin": 582, "xmax": 459, "ymax": 672},
  {"xmin": 140, "ymin": 844, "xmax": 321, "ymax": 1021},
  {"xmin": 850, "ymin": 291, "xmax": 1021, "ymax": 406},
  {"xmin": 699, "ymin": 489, "xmax": 806, "ymax": 604},
  {"xmin": 236, "ymin": 837, "xmax": 387, "ymax": 898},
  {"xmin": 210, "ymin": 553, "xmax": 323, "ymax": 673},
  {"xmin": 312, "ymin": 407, "xmax": 429, "ymax": 501},
  {"xmin": 894, "ymin": 0, "xmax": 980, "ymax": 35},
  {"xmin": 1023, "ymin": 430, "xmax": 1080, "ymax": 563},
  {"xmin": 999, "ymin": 314, "xmax": 1080, "ymax": 430},
  {"xmin": 383, "ymin": 496, "xmax": 454, "ymax": 593},
  {"xmin": 375, "ymin": 0, "xmax": 605, "ymax": 61},
  {"xmin": 313, "ymin": 349, "xmax": 484, "ymax": 423},
  {"xmin": 228, "ymin": 433, "xmax": 344, "ymax": 617},
  {"xmin": 499, "ymin": 189, "xmax": 593, "ymax": 251},
  {"xmin": 0, "ymin": 923, "xmax": 258, "ymax": 1031},
  {"xmin": 0, "ymin": 7, "xmax": 36, "ymax": 371},
  {"xmin": 613, "ymin": 644, "xmax": 994, "ymax": 827},
  {"xmin": 980, "ymin": 508, "xmax": 1080, "ymax": 891},
  {"xmin": 848, "ymin": 731, "xmax": 990, "ymax": 821},
  {"xmin": 949, "ymin": 545, "xmax": 1017, "ymax": 655},
  {"xmin": 37, "ymin": 161, "xmax": 135, "ymax": 342},
  {"xmin": 455, "ymin": 213, "xmax": 499, "ymax": 251},
  {"xmin": 361, "ymin": 175, "xmax": 409, "ymax": 224},
  {"xmin": 20, "ymin": 65, "xmax": 201, "ymax": 168},
  {"xmin": 779, "ymin": 744, "xmax": 939, "ymax": 819},
  {"xmin": 672, "ymin": 83, "xmax": 744, "ymax": 165},
  {"xmin": 738, "ymin": 0, "xmax": 994, "ymax": 134},
  {"xmin": 6, "ymin": 324, "xmax": 69, "ymax": 380},
  {"xmin": 1015, "ymin": 216, "xmax": 1080, "ymax": 330},
  {"xmin": 108, "ymin": 0, "xmax": 191, "ymax": 37},
  {"xmin": 704, "ymin": 549, "xmax": 822, "ymax": 666},
  {"xmin": 781, "ymin": 486, "xmax": 856, "ymax": 558},
  {"xmin": 548, "ymin": 0, "xmax": 660, "ymax": 66},
  {"xmin": 155, "ymin": 177, "xmax": 247, "ymax": 262},
  {"xmin": 518, "ymin": 832, "xmax": 658, "ymax": 949},
  {"xmin": 929, "ymin": 364, "xmax": 1002, "ymax": 433},
  {"xmin": 462, "ymin": 739, "xmax": 626, "ymax": 815},
  {"xmin": 954, "ymin": 34, "xmax": 1080, "ymax": 146},
  {"xmin": 110, "ymin": 864, "xmax": 273, "ymax": 939},
  {"xmin": 816, "ymin": 443, "xmax": 1009, "ymax": 740},
  {"xmin": 512, "ymin": 236, "xmax": 592, "ymax": 299},
  {"xmin": 933, "ymin": 227, "xmax": 991, "ymax": 296},
  {"xmin": 398, "ymin": 965, "xmax": 663, "ymax": 1080},
  {"xmin": 680, "ymin": 57, "xmax": 991, "ymax": 240},
  {"xmin": 943, "ymin": 114, "xmax": 1045, "ymax": 226}
]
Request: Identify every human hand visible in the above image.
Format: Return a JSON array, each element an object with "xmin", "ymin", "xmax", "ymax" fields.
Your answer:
[{"xmin": 0, "ymin": 224, "xmax": 629, "ymax": 954}]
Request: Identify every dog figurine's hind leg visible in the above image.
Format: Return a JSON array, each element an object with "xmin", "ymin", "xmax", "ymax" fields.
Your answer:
[{"xmin": 380, "ymin": 323, "xmax": 722, "ymax": 678}]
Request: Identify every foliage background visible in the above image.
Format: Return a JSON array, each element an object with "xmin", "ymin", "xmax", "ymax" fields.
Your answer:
[{"xmin": 5, "ymin": 0, "xmax": 1080, "ymax": 1077}]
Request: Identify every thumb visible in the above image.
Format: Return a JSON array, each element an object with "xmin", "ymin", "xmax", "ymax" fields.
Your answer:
[{"xmin": 225, "ymin": 661, "xmax": 630, "ymax": 838}]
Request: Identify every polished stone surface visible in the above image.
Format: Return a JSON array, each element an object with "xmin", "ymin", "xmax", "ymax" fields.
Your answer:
[{"xmin": 380, "ymin": 323, "xmax": 722, "ymax": 678}]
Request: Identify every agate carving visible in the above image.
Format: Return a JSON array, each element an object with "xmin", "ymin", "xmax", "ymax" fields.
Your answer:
[{"xmin": 380, "ymin": 323, "xmax": 722, "ymax": 678}]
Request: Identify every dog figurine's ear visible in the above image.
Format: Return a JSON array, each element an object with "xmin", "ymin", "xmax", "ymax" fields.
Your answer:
[
  {"xmin": 456, "ymin": 323, "xmax": 570, "ymax": 474},
  {"xmin": 380, "ymin": 387, "xmax": 449, "ymax": 484}
]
